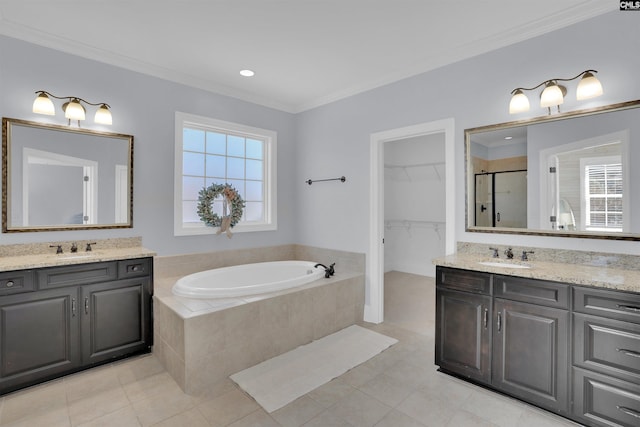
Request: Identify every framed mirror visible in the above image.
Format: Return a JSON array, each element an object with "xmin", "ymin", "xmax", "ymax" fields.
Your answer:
[
  {"xmin": 2, "ymin": 118, "xmax": 133, "ymax": 232},
  {"xmin": 465, "ymin": 99, "xmax": 640, "ymax": 241}
]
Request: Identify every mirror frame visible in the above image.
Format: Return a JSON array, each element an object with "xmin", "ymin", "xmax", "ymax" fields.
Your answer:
[
  {"xmin": 2, "ymin": 117, "xmax": 134, "ymax": 233},
  {"xmin": 465, "ymin": 99, "xmax": 640, "ymax": 241}
]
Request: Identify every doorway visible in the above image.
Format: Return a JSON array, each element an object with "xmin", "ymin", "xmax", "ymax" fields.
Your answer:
[{"xmin": 367, "ymin": 119, "xmax": 455, "ymax": 324}]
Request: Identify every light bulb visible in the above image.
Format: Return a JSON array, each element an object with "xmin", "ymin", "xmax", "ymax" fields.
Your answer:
[
  {"xmin": 576, "ymin": 72, "xmax": 603, "ymax": 100},
  {"xmin": 32, "ymin": 92, "xmax": 55, "ymax": 115},
  {"xmin": 509, "ymin": 90, "xmax": 530, "ymax": 114},
  {"xmin": 540, "ymin": 82, "xmax": 564, "ymax": 108},
  {"xmin": 94, "ymin": 104, "xmax": 112, "ymax": 125}
]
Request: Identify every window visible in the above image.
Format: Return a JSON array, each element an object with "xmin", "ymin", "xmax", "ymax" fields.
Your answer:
[
  {"xmin": 174, "ymin": 112, "xmax": 277, "ymax": 235},
  {"xmin": 581, "ymin": 156, "xmax": 623, "ymax": 232}
]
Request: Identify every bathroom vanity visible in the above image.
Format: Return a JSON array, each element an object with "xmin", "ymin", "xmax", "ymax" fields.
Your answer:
[
  {"xmin": 0, "ymin": 244, "xmax": 154, "ymax": 395},
  {"xmin": 435, "ymin": 255, "xmax": 640, "ymax": 427}
]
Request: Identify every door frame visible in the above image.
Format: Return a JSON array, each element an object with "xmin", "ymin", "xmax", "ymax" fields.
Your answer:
[{"xmin": 367, "ymin": 118, "xmax": 455, "ymax": 323}]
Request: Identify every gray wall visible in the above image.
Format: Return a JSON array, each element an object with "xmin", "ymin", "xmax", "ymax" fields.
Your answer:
[
  {"xmin": 0, "ymin": 36, "xmax": 297, "ymax": 255},
  {"xmin": 295, "ymin": 11, "xmax": 640, "ymax": 257},
  {"xmin": 1, "ymin": 11, "xmax": 639, "ymax": 259}
]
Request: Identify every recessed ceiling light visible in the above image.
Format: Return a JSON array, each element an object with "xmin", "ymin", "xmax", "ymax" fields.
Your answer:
[
  {"xmin": 504, "ymin": 136, "xmax": 513, "ymax": 140},
  {"xmin": 240, "ymin": 69, "xmax": 255, "ymax": 77}
]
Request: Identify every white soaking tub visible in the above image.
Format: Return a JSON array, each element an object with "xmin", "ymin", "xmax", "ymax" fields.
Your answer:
[{"xmin": 171, "ymin": 260, "xmax": 327, "ymax": 298}]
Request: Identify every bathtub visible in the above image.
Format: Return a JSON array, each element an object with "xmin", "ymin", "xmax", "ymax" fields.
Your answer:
[{"xmin": 171, "ymin": 260, "xmax": 327, "ymax": 298}]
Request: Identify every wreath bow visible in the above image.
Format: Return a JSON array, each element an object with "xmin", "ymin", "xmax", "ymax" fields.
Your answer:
[{"xmin": 197, "ymin": 183, "xmax": 245, "ymax": 238}]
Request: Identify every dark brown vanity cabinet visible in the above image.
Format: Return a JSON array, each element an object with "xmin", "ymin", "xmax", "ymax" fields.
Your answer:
[
  {"xmin": 572, "ymin": 286, "xmax": 640, "ymax": 427},
  {"xmin": 492, "ymin": 275, "xmax": 570, "ymax": 414},
  {"xmin": 435, "ymin": 268, "xmax": 492, "ymax": 383},
  {"xmin": 436, "ymin": 266, "xmax": 640, "ymax": 426},
  {"xmin": 0, "ymin": 258, "xmax": 152, "ymax": 395},
  {"xmin": 436, "ymin": 267, "xmax": 570, "ymax": 415}
]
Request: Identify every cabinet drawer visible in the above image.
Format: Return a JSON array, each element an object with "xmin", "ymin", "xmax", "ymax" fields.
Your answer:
[
  {"xmin": 574, "ymin": 286, "xmax": 640, "ymax": 324},
  {"xmin": 573, "ymin": 367, "xmax": 640, "ymax": 427},
  {"xmin": 37, "ymin": 262, "xmax": 118, "ymax": 289},
  {"xmin": 437, "ymin": 267, "xmax": 491, "ymax": 295},
  {"xmin": 494, "ymin": 275, "xmax": 569, "ymax": 309},
  {"xmin": 117, "ymin": 258, "xmax": 151, "ymax": 279},
  {"xmin": 573, "ymin": 313, "xmax": 640, "ymax": 382},
  {"xmin": 0, "ymin": 270, "xmax": 34, "ymax": 296}
]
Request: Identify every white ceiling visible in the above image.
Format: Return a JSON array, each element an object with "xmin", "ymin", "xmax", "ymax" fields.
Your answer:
[{"xmin": 0, "ymin": 1, "xmax": 613, "ymax": 113}]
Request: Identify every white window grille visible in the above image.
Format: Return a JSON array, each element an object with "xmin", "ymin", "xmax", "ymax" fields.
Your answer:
[{"xmin": 174, "ymin": 112, "xmax": 277, "ymax": 236}]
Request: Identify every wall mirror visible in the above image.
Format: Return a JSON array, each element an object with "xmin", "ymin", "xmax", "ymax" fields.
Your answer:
[
  {"xmin": 2, "ymin": 118, "xmax": 133, "ymax": 232},
  {"xmin": 465, "ymin": 99, "xmax": 640, "ymax": 240}
]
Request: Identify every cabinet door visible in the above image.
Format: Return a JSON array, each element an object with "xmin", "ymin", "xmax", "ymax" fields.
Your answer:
[
  {"xmin": 436, "ymin": 288, "xmax": 492, "ymax": 383},
  {"xmin": 0, "ymin": 288, "xmax": 80, "ymax": 393},
  {"xmin": 493, "ymin": 299, "xmax": 569, "ymax": 414},
  {"xmin": 81, "ymin": 278, "xmax": 151, "ymax": 365}
]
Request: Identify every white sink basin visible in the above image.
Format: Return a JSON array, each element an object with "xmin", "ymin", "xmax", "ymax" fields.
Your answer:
[{"xmin": 478, "ymin": 261, "xmax": 531, "ymax": 269}]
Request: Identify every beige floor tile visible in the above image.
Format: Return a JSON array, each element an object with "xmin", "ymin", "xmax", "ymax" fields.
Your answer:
[
  {"xmin": 1, "ymin": 405, "xmax": 70, "ymax": 427},
  {"xmin": 132, "ymin": 387, "xmax": 198, "ymax": 426},
  {"xmin": 325, "ymin": 389, "xmax": 391, "ymax": 427},
  {"xmin": 301, "ymin": 411, "xmax": 353, "ymax": 427},
  {"xmin": 395, "ymin": 388, "xmax": 457, "ymax": 426},
  {"xmin": 68, "ymin": 387, "xmax": 130, "ymax": 426},
  {"xmin": 270, "ymin": 395, "xmax": 325, "ymax": 427},
  {"xmin": 461, "ymin": 388, "xmax": 526, "ymax": 427},
  {"xmin": 357, "ymin": 373, "xmax": 413, "ymax": 408},
  {"xmin": 197, "ymin": 388, "xmax": 260, "ymax": 427},
  {"xmin": 123, "ymin": 372, "xmax": 182, "ymax": 403},
  {"xmin": 75, "ymin": 406, "xmax": 141, "ymax": 427},
  {"xmin": 1, "ymin": 379, "xmax": 67, "ymax": 425},
  {"xmin": 150, "ymin": 407, "xmax": 209, "ymax": 427},
  {"xmin": 518, "ymin": 407, "xmax": 582, "ymax": 426},
  {"xmin": 446, "ymin": 410, "xmax": 498, "ymax": 427},
  {"xmin": 374, "ymin": 409, "xmax": 426, "ymax": 427},
  {"xmin": 113, "ymin": 354, "xmax": 165, "ymax": 386},
  {"xmin": 227, "ymin": 409, "xmax": 281, "ymax": 427},
  {"xmin": 65, "ymin": 366, "xmax": 121, "ymax": 403},
  {"xmin": 306, "ymin": 378, "xmax": 355, "ymax": 409}
]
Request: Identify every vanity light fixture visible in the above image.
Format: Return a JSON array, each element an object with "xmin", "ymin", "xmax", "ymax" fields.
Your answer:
[
  {"xmin": 509, "ymin": 70, "xmax": 603, "ymax": 115},
  {"xmin": 32, "ymin": 91, "xmax": 112, "ymax": 126}
]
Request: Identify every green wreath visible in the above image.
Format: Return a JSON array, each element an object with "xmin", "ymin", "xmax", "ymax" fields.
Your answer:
[{"xmin": 197, "ymin": 183, "xmax": 245, "ymax": 228}]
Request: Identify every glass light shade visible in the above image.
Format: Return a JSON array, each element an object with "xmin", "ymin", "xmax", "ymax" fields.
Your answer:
[
  {"xmin": 576, "ymin": 72, "xmax": 603, "ymax": 100},
  {"xmin": 540, "ymin": 82, "xmax": 564, "ymax": 108},
  {"xmin": 509, "ymin": 90, "xmax": 530, "ymax": 114},
  {"xmin": 32, "ymin": 93, "xmax": 55, "ymax": 115},
  {"xmin": 64, "ymin": 99, "xmax": 86, "ymax": 120},
  {"xmin": 94, "ymin": 104, "xmax": 112, "ymax": 125}
]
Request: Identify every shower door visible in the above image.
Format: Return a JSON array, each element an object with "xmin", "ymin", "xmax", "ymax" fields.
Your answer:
[{"xmin": 475, "ymin": 171, "xmax": 527, "ymax": 228}]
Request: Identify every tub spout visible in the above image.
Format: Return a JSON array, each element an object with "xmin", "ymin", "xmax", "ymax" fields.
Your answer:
[{"xmin": 315, "ymin": 262, "xmax": 335, "ymax": 278}]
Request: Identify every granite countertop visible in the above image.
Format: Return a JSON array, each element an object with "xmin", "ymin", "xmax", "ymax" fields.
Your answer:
[
  {"xmin": 0, "ymin": 246, "xmax": 156, "ymax": 272},
  {"xmin": 434, "ymin": 253, "xmax": 640, "ymax": 293}
]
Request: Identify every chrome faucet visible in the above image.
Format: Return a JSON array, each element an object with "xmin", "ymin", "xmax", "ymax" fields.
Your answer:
[
  {"xmin": 50, "ymin": 244, "xmax": 63, "ymax": 254},
  {"xmin": 504, "ymin": 247, "xmax": 514, "ymax": 259},
  {"xmin": 521, "ymin": 250, "xmax": 535, "ymax": 261},
  {"xmin": 489, "ymin": 247, "xmax": 499, "ymax": 258},
  {"xmin": 314, "ymin": 263, "xmax": 335, "ymax": 278}
]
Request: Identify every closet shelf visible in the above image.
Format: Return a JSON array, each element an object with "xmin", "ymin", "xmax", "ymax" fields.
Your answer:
[
  {"xmin": 384, "ymin": 219, "xmax": 445, "ymax": 239},
  {"xmin": 384, "ymin": 161, "xmax": 445, "ymax": 181}
]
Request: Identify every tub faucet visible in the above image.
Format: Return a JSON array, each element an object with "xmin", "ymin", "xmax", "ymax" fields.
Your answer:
[{"xmin": 314, "ymin": 263, "xmax": 335, "ymax": 278}]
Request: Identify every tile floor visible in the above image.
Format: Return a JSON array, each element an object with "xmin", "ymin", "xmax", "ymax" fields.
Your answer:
[{"xmin": 0, "ymin": 271, "xmax": 581, "ymax": 426}]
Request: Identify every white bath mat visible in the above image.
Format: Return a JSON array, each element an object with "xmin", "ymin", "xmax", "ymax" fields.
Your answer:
[{"xmin": 230, "ymin": 325, "xmax": 397, "ymax": 413}]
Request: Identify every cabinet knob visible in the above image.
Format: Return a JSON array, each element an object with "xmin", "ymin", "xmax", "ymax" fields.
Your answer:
[{"xmin": 5, "ymin": 281, "xmax": 14, "ymax": 288}]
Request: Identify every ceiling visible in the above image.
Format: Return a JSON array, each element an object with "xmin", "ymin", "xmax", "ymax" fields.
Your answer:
[{"xmin": 0, "ymin": 1, "xmax": 613, "ymax": 113}]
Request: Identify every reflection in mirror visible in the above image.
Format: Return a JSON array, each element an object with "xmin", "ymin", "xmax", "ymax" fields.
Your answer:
[
  {"xmin": 465, "ymin": 99, "xmax": 640, "ymax": 241},
  {"xmin": 2, "ymin": 118, "xmax": 133, "ymax": 232}
]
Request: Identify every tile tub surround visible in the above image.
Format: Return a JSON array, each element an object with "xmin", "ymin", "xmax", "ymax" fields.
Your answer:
[
  {"xmin": 434, "ymin": 243, "xmax": 640, "ymax": 292},
  {"xmin": 0, "ymin": 237, "xmax": 156, "ymax": 271},
  {"xmin": 153, "ymin": 245, "xmax": 365, "ymax": 395}
]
